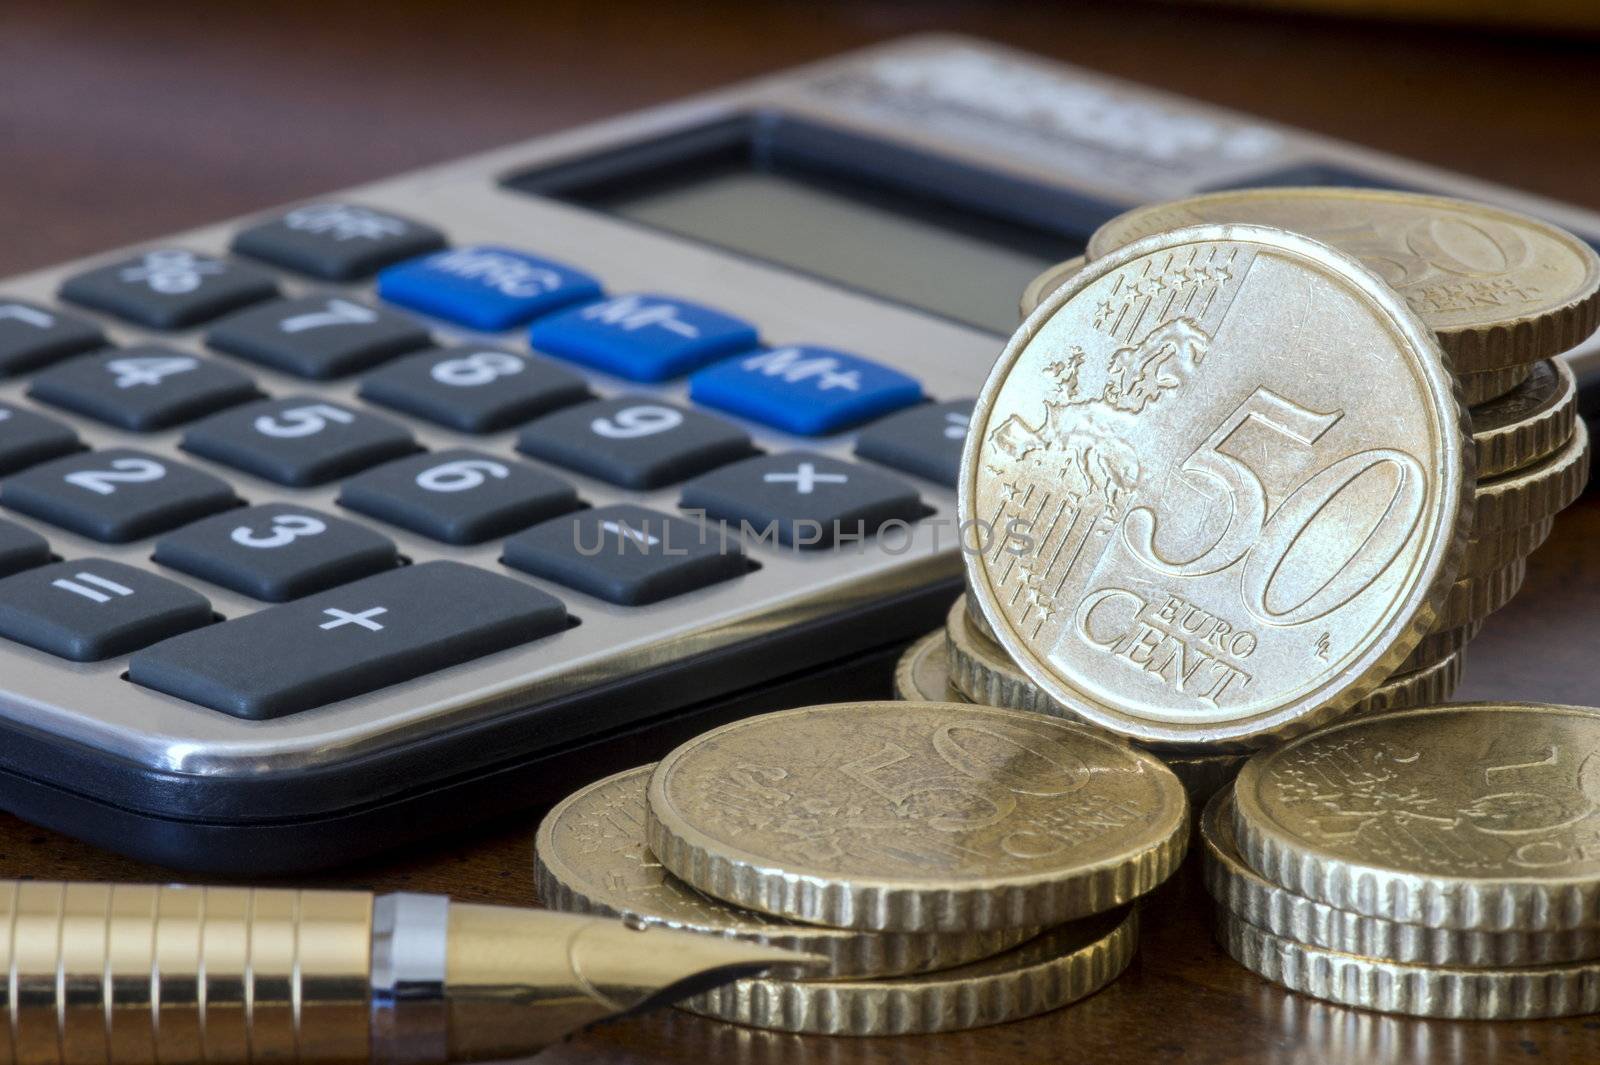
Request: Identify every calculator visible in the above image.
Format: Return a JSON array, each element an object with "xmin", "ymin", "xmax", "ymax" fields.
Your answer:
[{"xmin": 2, "ymin": 35, "xmax": 1597, "ymax": 873}]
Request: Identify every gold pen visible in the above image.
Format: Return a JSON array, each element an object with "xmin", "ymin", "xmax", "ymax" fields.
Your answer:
[{"xmin": 0, "ymin": 880, "xmax": 810, "ymax": 1063}]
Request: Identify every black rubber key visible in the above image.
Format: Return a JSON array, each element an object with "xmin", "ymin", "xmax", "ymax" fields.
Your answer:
[
  {"xmin": 0, "ymin": 558, "xmax": 212, "ymax": 661},
  {"xmin": 517, "ymin": 396, "xmax": 753, "ymax": 489},
  {"xmin": 0, "ymin": 519, "xmax": 50, "ymax": 578},
  {"xmin": 854, "ymin": 399, "xmax": 974, "ymax": 488},
  {"xmin": 154, "ymin": 504, "xmax": 398, "ymax": 602},
  {"xmin": 29, "ymin": 346, "xmax": 261, "ymax": 431},
  {"xmin": 504, "ymin": 503, "xmax": 748, "ymax": 605},
  {"xmin": 359, "ymin": 346, "xmax": 589, "ymax": 433},
  {"xmin": 338, "ymin": 449, "xmax": 577, "ymax": 544},
  {"xmin": 129, "ymin": 560, "xmax": 567, "ymax": 719},
  {"xmin": 680, "ymin": 451, "xmax": 926, "ymax": 549},
  {"xmin": 231, "ymin": 203, "xmax": 446, "ymax": 281},
  {"xmin": 0, "ymin": 300, "xmax": 105, "ymax": 375},
  {"xmin": 0, "ymin": 402, "xmax": 81, "ymax": 476},
  {"xmin": 182, "ymin": 397, "xmax": 417, "ymax": 487},
  {"xmin": 59, "ymin": 249, "xmax": 277, "ymax": 330},
  {"xmin": 1, "ymin": 448, "xmax": 238, "ymax": 543},
  {"xmin": 207, "ymin": 295, "xmax": 431, "ymax": 379}
]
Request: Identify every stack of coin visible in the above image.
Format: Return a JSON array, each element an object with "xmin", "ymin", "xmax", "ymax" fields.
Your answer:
[
  {"xmin": 536, "ymin": 700, "xmax": 1190, "ymax": 1035},
  {"xmin": 1201, "ymin": 704, "xmax": 1600, "ymax": 1019},
  {"xmin": 1024, "ymin": 189, "xmax": 1598, "ymax": 683}
]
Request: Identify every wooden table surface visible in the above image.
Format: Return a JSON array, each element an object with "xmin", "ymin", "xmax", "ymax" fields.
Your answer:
[{"xmin": 3, "ymin": 2, "xmax": 1599, "ymax": 1062}]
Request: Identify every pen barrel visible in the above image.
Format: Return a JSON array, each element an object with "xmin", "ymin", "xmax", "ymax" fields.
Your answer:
[{"xmin": 0, "ymin": 880, "xmax": 373, "ymax": 1065}]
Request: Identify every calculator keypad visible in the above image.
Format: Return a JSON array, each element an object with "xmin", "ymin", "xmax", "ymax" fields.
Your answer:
[
  {"xmin": 207, "ymin": 295, "xmax": 431, "ymax": 379},
  {"xmin": 153, "ymin": 504, "xmax": 399, "ymax": 602},
  {"xmin": 1, "ymin": 448, "xmax": 239, "ymax": 543},
  {"xmin": 60, "ymin": 250, "xmax": 278, "ymax": 330},
  {"xmin": 358, "ymin": 346, "xmax": 590, "ymax": 433},
  {"xmin": 29, "ymin": 346, "xmax": 262, "ymax": 431},
  {"xmin": 0, "ymin": 558, "xmax": 213, "ymax": 661},
  {"xmin": 517, "ymin": 396, "xmax": 753, "ymax": 489},
  {"xmin": 338, "ymin": 449, "xmax": 579, "ymax": 544},
  {"xmin": 128, "ymin": 561, "xmax": 568, "ymax": 719},
  {"xmin": 182, "ymin": 397, "xmax": 417, "ymax": 487},
  {"xmin": 232, "ymin": 204, "xmax": 447, "ymax": 281},
  {"xmin": 0, "ymin": 300, "xmax": 105, "ymax": 374}
]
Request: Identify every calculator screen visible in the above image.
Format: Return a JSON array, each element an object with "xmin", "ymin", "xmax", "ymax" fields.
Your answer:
[{"xmin": 513, "ymin": 117, "xmax": 1094, "ymax": 336}]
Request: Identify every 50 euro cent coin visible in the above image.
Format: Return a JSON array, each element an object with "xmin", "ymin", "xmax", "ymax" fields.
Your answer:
[
  {"xmin": 644, "ymin": 701, "xmax": 1189, "ymax": 932},
  {"xmin": 966, "ymin": 224, "xmax": 1472, "ymax": 748}
]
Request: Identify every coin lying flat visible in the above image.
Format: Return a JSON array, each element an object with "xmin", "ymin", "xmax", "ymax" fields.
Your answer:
[
  {"xmin": 1019, "ymin": 255, "xmax": 1085, "ymax": 323},
  {"xmin": 683, "ymin": 906, "xmax": 1137, "ymax": 1035},
  {"xmin": 1471, "ymin": 359, "xmax": 1577, "ymax": 479},
  {"xmin": 894, "ymin": 630, "xmax": 969, "ymax": 704},
  {"xmin": 1086, "ymin": 189, "xmax": 1600, "ymax": 371},
  {"xmin": 1430, "ymin": 557, "xmax": 1526, "ymax": 630},
  {"xmin": 1462, "ymin": 518, "xmax": 1553, "ymax": 577},
  {"xmin": 964, "ymin": 225, "xmax": 1471, "ymax": 748},
  {"xmin": 1233, "ymin": 703, "xmax": 1600, "ymax": 931},
  {"xmin": 646, "ymin": 702, "xmax": 1189, "ymax": 931},
  {"xmin": 1349, "ymin": 651, "xmax": 1462, "ymax": 718},
  {"xmin": 1461, "ymin": 363, "xmax": 1532, "ymax": 406},
  {"xmin": 1218, "ymin": 911, "xmax": 1600, "ymax": 1019},
  {"xmin": 536, "ymin": 766, "xmax": 1034, "ymax": 979},
  {"xmin": 1471, "ymin": 418, "xmax": 1590, "ymax": 533},
  {"xmin": 1203, "ymin": 790, "xmax": 1600, "ymax": 966},
  {"xmin": 1396, "ymin": 621, "xmax": 1479, "ymax": 674}
]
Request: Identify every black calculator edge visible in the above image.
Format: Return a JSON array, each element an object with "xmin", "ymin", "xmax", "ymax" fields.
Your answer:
[{"xmin": 0, "ymin": 574, "xmax": 960, "ymax": 874}]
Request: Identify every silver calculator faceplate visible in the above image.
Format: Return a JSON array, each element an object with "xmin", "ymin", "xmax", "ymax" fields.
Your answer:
[{"xmin": 2, "ymin": 34, "xmax": 1596, "ymax": 778}]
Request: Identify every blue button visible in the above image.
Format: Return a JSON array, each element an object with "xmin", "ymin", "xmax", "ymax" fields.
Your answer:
[
  {"xmin": 529, "ymin": 294, "xmax": 758, "ymax": 381},
  {"xmin": 690, "ymin": 346, "xmax": 923, "ymax": 435},
  {"xmin": 377, "ymin": 245, "xmax": 601, "ymax": 331}
]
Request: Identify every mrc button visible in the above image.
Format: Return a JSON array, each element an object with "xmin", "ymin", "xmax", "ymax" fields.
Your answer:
[
  {"xmin": 531, "ymin": 294, "xmax": 758, "ymax": 381},
  {"xmin": 691, "ymin": 346, "xmax": 922, "ymax": 435},
  {"xmin": 378, "ymin": 245, "xmax": 601, "ymax": 331}
]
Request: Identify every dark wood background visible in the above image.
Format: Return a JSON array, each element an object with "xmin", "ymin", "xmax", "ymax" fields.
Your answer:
[{"xmin": 2, "ymin": 2, "xmax": 1598, "ymax": 1061}]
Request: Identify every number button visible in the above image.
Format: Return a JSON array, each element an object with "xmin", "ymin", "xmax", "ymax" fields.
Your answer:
[
  {"xmin": 1, "ymin": 448, "xmax": 238, "ymax": 542},
  {"xmin": 0, "ymin": 300, "xmax": 105, "ymax": 374},
  {"xmin": 680, "ymin": 452, "xmax": 927, "ymax": 549},
  {"xmin": 231, "ymin": 203, "xmax": 447, "ymax": 281},
  {"xmin": 854, "ymin": 399, "xmax": 976, "ymax": 488},
  {"xmin": 154, "ymin": 504, "xmax": 397, "ymax": 602},
  {"xmin": 0, "ymin": 401, "xmax": 82, "ymax": 477},
  {"xmin": 28, "ymin": 346, "xmax": 261, "ymax": 431},
  {"xmin": 503, "ymin": 503, "xmax": 749, "ymax": 606},
  {"xmin": 182, "ymin": 396, "xmax": 417, "ymax": 487},
  {"xmin": 0, "ymin": 558, "xmax": 212, "ymax": 661},
  {"xmin": 0, "ymin": 519, "xmax": 50, "ymax": 579},
  {"xmin": 516, "ymin": 396, "xmax": 753, "ymax": 489},
  {"xmin": 59, "ymin": 249, "xmax": 278, "ymax": 330},
  {"xmin": 358, "ymin": 345, "xmax": 589, "ymax": 432},
  {"xmin": 129, "ymin": 561, "xmax": 569, "ymax": 719},
  {"xmin": 207, "ymin": 295, "xmax": 432, "ymax": 379},
  {"xmin": 530, "ymin": 294, "xmax": 759, "ymax": 381},
  {"xmin": 338, "ymin": 449, "xmax": 578, "ymax": 544}
]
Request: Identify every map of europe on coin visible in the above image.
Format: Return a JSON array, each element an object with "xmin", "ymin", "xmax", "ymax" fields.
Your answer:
[{"xmin": 961, "ymin": 224, "xmax": 1472, "ymax": 747}]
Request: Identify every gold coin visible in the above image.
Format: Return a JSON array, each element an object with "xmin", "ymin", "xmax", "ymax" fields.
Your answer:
[
  {"xmin": 1086, "ymin": 189, "xmax": 1600, "ymax": 371},
  {"xmin": 1350, "ymin": 651, "xmax": 1462, "ymax": 718},
  {"xmin": 964, "ymin": 579, "xmax": 999, "ymax": 644},
  {"xmin": 945, "ymin": 596, "xmax": 1070, "ymax": 720},
  {"xmin": 1203, "ymin": 789, "xmax": 1600, "ymax": 966},
  {"xmin": 1472, "ymin": 359, "xmax": 1577, "ymax": 479},
  {"xmin": 1461, "ymin": 363, "xmax": 1532, "ymax": 406},
  {"xmin": 1396, "ymin": 621, "xmax": 1480, "ymax": 673},
  {"xmin": 1462, "ymin": 518, "xmax": 1553, "ymax": 576},
  {"xmin": 682, "ymin": 906, "xmax": 1137, "ymax": 1035},
  {"xmin": 1163, "ymin": 750, "xmax": 1248, "ymax": 811},
  {"xmin": 1430, "ymin": 557, "xmax": 1526, "ymax": 630},
  {"xmin": 1019, "ymin": 256, "xmax": 1086, "ymax": 323},
  {"xmin": 1218, "ymin": 911, "xmax": 1600, "ymax": 1019},
  {"xmin": 893, "ymin": 630, "xmax": 969, "ymax": 704},
  {"xmin": 1472, "ymin": 418, "xmax": 1590, "ymax": 533},
  {"xmin": 645, "ymin": 702, "xmax": 1189, "ymax": 931},
  {"xmin": 1232, "ymin": 703, "xmax": 1600, "ymax": 931},
  {"xmin": 535, "ymin": 766, "xmax": 1031, "ymax": 979},
  {"xmin": 963, "ymin": 224, "xmax": 1471, "ymax": 748}
]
